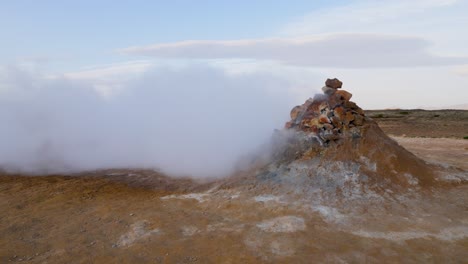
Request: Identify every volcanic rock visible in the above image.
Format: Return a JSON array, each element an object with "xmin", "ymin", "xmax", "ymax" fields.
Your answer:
[
  {"xmin": 333, "ymin": 106, "xmax": 346, "ymax": 120},
  {"xmin": 335, "ymin": 90, "xmax": 352, "ymax": 102},
  {"xmin": 325, "ymin": 78, "xmax": 343, "ymax": 89},
  {"xmin": 286, "ymin": 81, "xmax": 365, "ymax": 143},
  {"xmin": 344, "ymin": 111, "xmax": 355, "ymax": 126},
  {"xmin": 290, "ymin": 105, "xmax": 303, "ymax": 120},
  {"xmin": 353, "ymin": 114, "xmax": 364, "ymax": 126},
  {"xmin": 318, "ymin": 115, "xmax": 331, "ymax": 124}
]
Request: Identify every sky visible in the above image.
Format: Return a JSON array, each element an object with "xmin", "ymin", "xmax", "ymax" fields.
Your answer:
[
  {"xmin": 0, "ymin": 0, "xmax": 467, "ymax": 176},
  {"xmin": 1, "ymin": 0, "xmax": 467, "ymax": 108}
]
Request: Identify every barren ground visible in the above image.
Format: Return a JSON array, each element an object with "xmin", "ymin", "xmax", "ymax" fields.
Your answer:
[
  {"xmin": 366, "ymin": 109, "xmax": 468, "ymax": 139},
  {"xmin": 0, "ymin": 110, "xmax": 467, "ymax": 263}
]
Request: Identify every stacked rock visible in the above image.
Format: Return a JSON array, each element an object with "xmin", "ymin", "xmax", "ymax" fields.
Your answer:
[{"xmin": 285, "ymin": 78, "xmax": 367, "ymax": 142}]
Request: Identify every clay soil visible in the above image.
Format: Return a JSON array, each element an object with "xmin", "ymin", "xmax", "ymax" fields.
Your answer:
[{"xmin": 0, "ymin": 110, "xmax": 467, "ymax": 263}]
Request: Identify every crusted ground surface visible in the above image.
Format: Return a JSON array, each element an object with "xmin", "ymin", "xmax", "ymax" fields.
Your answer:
[{"xmin": 0, "ymin": 136, "xmax": 467, "ymax": 263}]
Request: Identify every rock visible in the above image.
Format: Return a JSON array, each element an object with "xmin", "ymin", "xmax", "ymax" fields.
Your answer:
[
  {"xmin": 302, "ymin": 111, "xmax": 318, "ymax": 121},
  {"xmin": 322, "ymin": 86, "xmax": 336, "ymax": 96},
  {"xmin": 301, "ymin": 118, "xmax": 320, "ymax": 128},
  {"xmin": 306, "ymin": 99, "xmax": 325, "ymax": 113},
  {"xmin": 284, "ymin": 121, "xmax": 294, "ymax": 129},
  {"xmin": 331, "ymin": 116, "xmax": 343, "ymax": 129},
  {"xmin": 319, "ymin": 115, "xmax": 331, "ymax": 124},
  {"xmin": 320, "ymin": 127, "xmax": 340, "ymax": 140},
  {"xmin": 333, "ymin": 106, "xmax": 346, "ymax": 120},
  {"xmin": 284, "ymin": 78, "xmax": 366, "ymax": 142},
  {"xmin": 290, "ymin": 105, "xmax": 303, "ymax": 120},
  {"xmin": 355, "ymin": 108, "xmax": 365, "ymax": 116},
  {"xmin": 325, "ymin": 78, "xmax": 343, "ymax": 89},
  {"xmin": 309, "ymin": 126, "xmax": 319, "ymax": 133},
  {"xmin": 321, "ymin": 123, "xmax": 334, "ymax": 131},
  {"xmin": 344, "ymin": 101, "xmax": 358, "ymax": 110},
  {"xmin": 328, "ymin": 94, "xmax": 344, "ymax": 108},
  {"xmin": 335, "ymin": 90, "xmax": 352, "ymax": 102},
  {"xmin": 319, "ymin": 102, "xmax": 329, "ymax": 113},
  {"xmin": 344, "ymin": 111, "xmax": 355, "ymax": 126},
  {"xmin": 353, "ymin": 114, "xmax": 364, "ymax": 126}
]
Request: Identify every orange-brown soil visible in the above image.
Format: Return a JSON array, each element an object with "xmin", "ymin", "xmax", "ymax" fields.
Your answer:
[{"xmin": 1, "ymin": 170, "xmax": 466, "ymax": 263}]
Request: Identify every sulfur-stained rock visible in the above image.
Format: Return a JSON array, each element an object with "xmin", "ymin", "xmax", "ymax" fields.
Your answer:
[
  {"xmin": 301, "ymin": 118, "xmax": 320, "ymax": 129},
  {"xmin": 335, "ymin": 90, "xmax": 352, "ymax": 102},
  {"xmin": 325, "ymin": 78, "xmax": 343, "ymax": 89},
  {"xmin": 333, "ymin": 106, "xmax": 346, "ymax": 120},
  {"xmin": 319, "ymin": 115, "xmax": 331, "ymax": 124}
]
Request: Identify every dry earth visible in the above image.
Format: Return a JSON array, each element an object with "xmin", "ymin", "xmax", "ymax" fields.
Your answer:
[
  {"xmin": 370, "ymin": 109, "xmax": 468, "ymax": 171},
  {"xmin": 0, "ymin": 110, "xmax": 467, "ymax": 263},
  {"xmin": 366, "ymin": 109, "xmax": 468, "ymax": 139}
]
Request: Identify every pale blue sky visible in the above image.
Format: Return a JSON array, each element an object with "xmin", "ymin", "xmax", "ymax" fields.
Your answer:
[
  {"xmin": 1, "ymin": 0, "xmax": 467, "ymax": 108},
  {"xmin": 0, "ymin": 1, "xmax": 343, "ymax": 67}
]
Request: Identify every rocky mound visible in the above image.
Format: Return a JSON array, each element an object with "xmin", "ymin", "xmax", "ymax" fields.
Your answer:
[{"xmin": 230, "ymin": 79, "xmax": 436, "ymax": 199}]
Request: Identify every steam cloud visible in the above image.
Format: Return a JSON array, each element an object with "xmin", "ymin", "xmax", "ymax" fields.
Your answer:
[{"xmin": 0, "ymin": 65, "xmax": 301, "ymax": 177}]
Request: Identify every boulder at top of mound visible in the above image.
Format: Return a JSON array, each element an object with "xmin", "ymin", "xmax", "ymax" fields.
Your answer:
[{"xmin": 325, "ymin": 78, "xmax": 343, "ymax": 89}]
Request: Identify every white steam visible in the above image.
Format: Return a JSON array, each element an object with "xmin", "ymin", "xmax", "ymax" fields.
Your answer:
[{"xmin": 0, "ymin": 65, "xmax": 302, "ymax": 177}]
